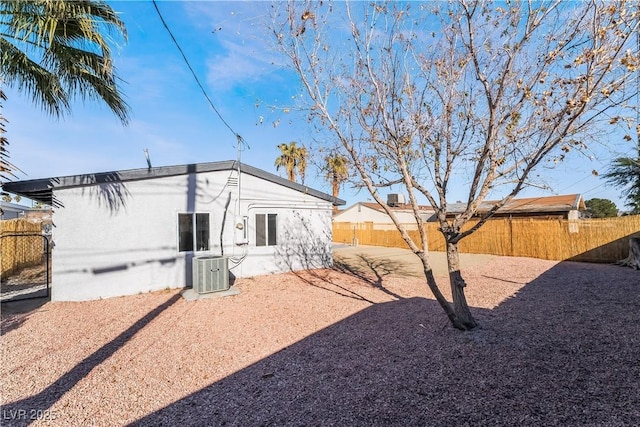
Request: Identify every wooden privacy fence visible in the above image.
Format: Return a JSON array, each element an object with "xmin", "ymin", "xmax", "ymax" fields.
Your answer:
[
  {"xmin": 1, "ymin": 219, "xmax": 44, "ymax": 277},
  {"xmin": 333, "ymin": 215, "xmax": 640, "ymax": 263}
]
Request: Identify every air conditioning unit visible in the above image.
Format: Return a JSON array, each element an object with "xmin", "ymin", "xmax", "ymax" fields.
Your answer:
[
  {"xmin": 193, "ymin": 256, "xmax": 229, "ymax": 294},
  {"xmin": 387, "ymin": 193, "xmax": 405, "ymax": 207}
]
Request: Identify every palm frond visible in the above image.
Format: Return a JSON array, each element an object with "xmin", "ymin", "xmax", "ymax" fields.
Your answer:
[
  {"xmin": 45, "ymin": 40, "xmax": 129, "ymax": 122},
  {"xmin": 0, "ymin": 36, "xmax": 69, "ymax": 117},
  {"xmin": 0, "ymin": 87, "xmax": 22, "ymax": 183},
  {"xmin": 0, "ymin": 0, "xmax": 129, "ymax": 123}
]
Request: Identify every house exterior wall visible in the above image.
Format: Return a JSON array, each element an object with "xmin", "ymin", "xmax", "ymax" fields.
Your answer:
[{"xmin": 51, "ymin": 170, "xmax": 333, "ymax": 301}]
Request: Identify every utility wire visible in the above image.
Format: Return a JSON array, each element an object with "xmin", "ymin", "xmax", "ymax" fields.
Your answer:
[{"xmin": 151, "ymin": 0, "xmax": 246, "ymax": 147}]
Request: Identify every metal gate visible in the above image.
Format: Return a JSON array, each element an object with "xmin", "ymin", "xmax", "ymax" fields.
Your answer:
[{"xmin": 0, "ymin": 233, "xmax": 51, "ymax": 302}]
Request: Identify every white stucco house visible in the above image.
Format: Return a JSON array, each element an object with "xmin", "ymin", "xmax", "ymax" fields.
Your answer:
[
  {"xmin": 4, "ymin": 161, "xmax": 345, "ymax": 301},
  {"xmin": 334, "ymin": 199, "xmax": 436, "ymax": 230}
]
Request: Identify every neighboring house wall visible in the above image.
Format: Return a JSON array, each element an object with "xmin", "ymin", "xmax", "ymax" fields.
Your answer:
[
  {"xmin": 0, "ymin": 209, "xmax": 21, "ymax": 220},
  {"xmin": 334, "ymin": 205, "xmax": 385, "ymax": 223},
  {"xmin": 334, "ymin": 203, "xmax": 433, "ymax": 230},
  {"xmin": 51, "ymin": 169, "xmax": 334, "ymax": 301},
  {"xmin": 0, "ymin": 202, "xmax": 52, "ymax": 221},
  {"xmin": 0, "ymin": 202, "xmax": 28, "ymax": 220}
]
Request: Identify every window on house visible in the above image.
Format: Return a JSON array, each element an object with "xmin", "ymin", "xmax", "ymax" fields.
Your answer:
[
  {"xmin": 178, "ymin": 213, "xmax": 210, "ymax": 252},
  {"xmin": 255, "ymin": 213, "xmax": 277, "ymax": 246}
]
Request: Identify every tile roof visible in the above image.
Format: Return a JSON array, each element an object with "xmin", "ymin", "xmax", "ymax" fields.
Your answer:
[
  {"xmin": 446, "ymin": 194, "xmax": 585, "ymax": 214},
  {"xmin": 359, "ymin": 202, "xmax": 435, "ymax": 212},
  {"xmin": 348, "ymin": 194, "xmax": 584, "ymax": 215}
]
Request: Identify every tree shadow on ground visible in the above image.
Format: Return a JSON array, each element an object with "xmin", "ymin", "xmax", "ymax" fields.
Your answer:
[
  {"xmin": 130, "ymin": 261, "xmax": 640, "ymax": 426},
  {"xmin": 333, "ymin": 253, "xmax": 408, "ymax": 300},
  {"xmin": 290, "ymin": 269, "xmax": 377, "ymax": 303},
  {"xmin": 2, "ymin": 293, "xmax": 182, "ymax": 426},
  {"xmin": 274, "ymin": 215, "xmax": 381, "ymax": 303},
  {"xmin": 1, "ymin": 294, "xmax": 51, "ymax": 335},
  {"xmin": 275, "ymin": 225, "xmax": 405, "ymax": 301}
]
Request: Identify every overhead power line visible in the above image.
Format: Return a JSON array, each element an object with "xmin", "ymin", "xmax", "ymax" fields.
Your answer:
[{"xmin": 151, "ymin": 0, "xmax": 245, "ymax": 147}]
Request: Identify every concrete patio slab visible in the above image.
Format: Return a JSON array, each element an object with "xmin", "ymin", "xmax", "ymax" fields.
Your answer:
[{"xmin": 180, "ymin": 286, "xmax": 240, "ymax": 301}]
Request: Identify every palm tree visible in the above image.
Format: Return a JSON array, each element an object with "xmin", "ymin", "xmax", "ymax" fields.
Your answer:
[
  {"xmin": 603, "ymin": 144, "xmax": 640, "ymax": 214},
  {"xmin": 275, "ymin": 141, "xmax": 307, "ymax": 183},
  {"xmin": 0, "ymin": 0, "xmax": 130, "ymax": 179},
  {"xmin": 0, "ymin": 88, "xmax": 12, "ymax": 182},
  {"xmin": 324, "ymin": 153, "xmax": 349, "ymax": 200}
]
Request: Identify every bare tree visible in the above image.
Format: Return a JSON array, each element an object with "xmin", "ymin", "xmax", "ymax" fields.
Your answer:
[{"xmin": 271, "ymin": 1, "xmax": 639, "ymax": 330}]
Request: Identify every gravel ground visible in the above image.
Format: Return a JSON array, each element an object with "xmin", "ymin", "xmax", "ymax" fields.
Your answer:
[
  {"xmin": 1, "ymin": 264, "xmax": 49, "ymax": 302},
  {"xmin": 1, "ymin": 251, "xmax": 639, "ymax": 426}
]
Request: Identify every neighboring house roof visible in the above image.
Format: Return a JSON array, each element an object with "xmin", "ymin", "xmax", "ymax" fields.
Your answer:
[
  {"xmin": 2, "ymin": 161, "xmax": 346, "ymax": 207},
  {"xmin": 336, "ymin": 194, "xmax": 585, "ymax": 219},
  {"xmin": 356, "ymin": 202, "xmax": 435, "ymax": 213},
  {"xmin": 446, "ymin": 194, "xmax": 585, "ymax": 216}
]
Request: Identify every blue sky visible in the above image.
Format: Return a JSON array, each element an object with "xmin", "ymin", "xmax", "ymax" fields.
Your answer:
[{"xmin": 2, "ymin": 1, "xmax": 636, "ymax": 210}]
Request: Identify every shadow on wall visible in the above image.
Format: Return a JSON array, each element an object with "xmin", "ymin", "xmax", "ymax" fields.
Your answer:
[
  {"xmin": 568, "ymin": 231, "xmax": 640, "ymax": 263},
  {"xmin": 68, "ymin": 172, "xmax": 132, "ymax": 214},
  {"xmin": 53, "ymin": 252, "xmax": 177, "ymax": 276},
  {"xmin": 219, "ymin": 192, "xmax": 232, "ymax": 256},
  {"xmin": 57, "ymin": 165, "xmax": 210, "ymax": 292},
  {"xmin": 185, "ymin": 165, "xmax": 196, "ymax": 287},
  {"xmin": 129, "ymin": 260, "xmax": 640, "ymax": 426},
  {"xmin": 91, "ymin": 256, "xmax": 177, "ymax": 275},
  {"xmin": 274, "ymin": 210, "xmax": 333, "ymax": 272}
]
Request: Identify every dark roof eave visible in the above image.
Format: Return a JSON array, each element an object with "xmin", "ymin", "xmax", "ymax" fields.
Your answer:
[{"xmin": 3, "ymin": 161, "xmax": 346, "ymax": 207}]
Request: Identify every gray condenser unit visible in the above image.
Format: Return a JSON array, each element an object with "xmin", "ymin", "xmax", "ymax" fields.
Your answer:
[
  {"xmin": 193, "ymin": 256, "xmax": 230, "ymax": 294},
  {"xmin": 387, "ymin": 193, "xmax": 406, "ymax": 207}
]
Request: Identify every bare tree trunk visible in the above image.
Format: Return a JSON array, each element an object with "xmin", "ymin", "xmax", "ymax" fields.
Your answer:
[
  {"xmin": 417, "ymin": 253, "xmax": 466, "ymax": 330},
  {"xmin": 446, "ymin": 241, "xmax": 478, "ymax": 330},
  {"xmin": 617, "ymin": 238, "xmax": 640, "ymax": 270}
]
